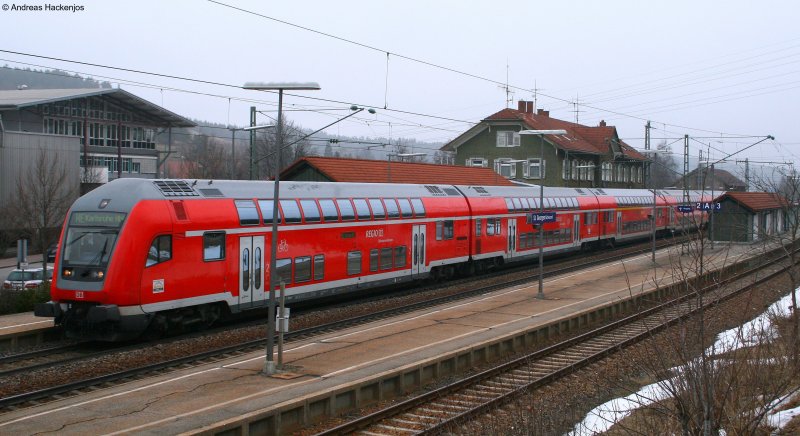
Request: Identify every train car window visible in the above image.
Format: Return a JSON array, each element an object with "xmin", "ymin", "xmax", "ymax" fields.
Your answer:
[
  {"xmin": 294, "ymin": 256, "xmax": 311, "ymax": 282},
  {"xmin": 384, "ymin": 199, "xmax": 401, "ymax": 219},
  {"xmin": 242, "ymin": 248, "xmax": 250, "ymax": 292},
  {"xmin": 353, "ymin": 199, "xmax": 371, "ymax": 220},
  {"xmin": 476, "ymin": 218, "xmax": 482, "ymax": 237},
  {"xmin": 397, "ymin": 199, "xmax": 413, "ymax": 218},
  {"xmin": 512, "ymin": 198, "xmax": 523, "ymax": 212},
  {"xmin": 520, "ymin": 233, "xmax": 527, "ymax": 249},
  {"xmin": 234, "ymin": 200, "xmax": 260, "ymax": 226},
  {"xmin": 336, "ymin": 199, "xmax": 356, "ymax": 221},
  {"xmin": 395, "ymin": 246, "xmax": 406, "ymax": 268},
  {"xmin": 313, "ymin": 254, "xmax": 324, "ymax": 280},
  {"xmin": 370, "ymin": 249, "xmax": 379, "ymax": 272},
  {"xmin": 300, "ymin": 200, "xmax": 321, "ymax": 223},
  {"xmin": 521, "ymin": 198, "xmax": 531, "ymax": 211},
  {"xmin": 495, "ymin": 218, "xmax": 501, "ymax": 235},
  {"xmin": 410, "ymin": 198, "xmax": 426, "ymax": 217},
  {"xmin": 280, "ymin": 200, "xmax": 302, "ymax": 224},
  {"xmin": 369, "ymin": 199, "xmax": 386, "ymax": 219},
  {"xmin": 504, "ymin": 198, "xmax": 514, "ymax": 212},
  {"xmin": 487, "ymin": 219, "xmax": 495, "ymax": 236},
  {"xmin": 276, "ymin": 258, "xmax": 292, "ymax": 284},
  {"xmin": 146, "ymin": 235, "xmax": 172, "ymax": 267},
  {"xmin": 319, "ymin": 199, "xmax": 339, "ymax": 222},
  {"xmin": 347, "ymin": 251, "xmax": 362, "ymax": 275},
  {"xmin": 436, "ymin": 221, "xmax": 443, "ymax": 240},
  {"xmin": 203, "ymin": 232, "xmax": 225, "ymax": 261},
  {"xmin": 380, "ymin": 247, "xmax": 393, "ymax": 270},
  {"xmin": 530, "ymin": 198, "xmax": 539, "ymax": 210},
  {"xmin": 257, "ymin": 200, "xmax": 280, "ymax": 224},
  {"xmin": 443, "ymin": 220, "xmax": 454, "ymax": 240},
  {"xmin": 254, "ymin": 248, "xmax": 262, "ymax": 289}
]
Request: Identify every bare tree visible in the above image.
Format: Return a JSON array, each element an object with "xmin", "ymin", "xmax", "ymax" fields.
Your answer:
[
  {"xmin": 9, "ymin": 149, "xmax": 77, "ymax": 269},
  {"xmin": 180, "ymin": 135, "xmax": 229, "ymax": 179},
  {"xmin": 253, "ymin": 118, "xmax": 309, "ymax": 180},
  {"xmin": 651, "ymin": 141, "xmax": 680, "ymax": 188}
]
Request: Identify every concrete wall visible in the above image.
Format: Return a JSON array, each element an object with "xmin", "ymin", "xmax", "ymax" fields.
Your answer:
[{"xmin": 0, "ymin": 131, "xmax": 80, "ymax": 215}]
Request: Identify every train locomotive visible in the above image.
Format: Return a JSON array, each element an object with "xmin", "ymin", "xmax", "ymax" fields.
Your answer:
[{"xmin": 35, "ymin": 178, "xmax": 709, "ymax": 341}]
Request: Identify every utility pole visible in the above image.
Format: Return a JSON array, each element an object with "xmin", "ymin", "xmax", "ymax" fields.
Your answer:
[
  {"xmin": 683, "ymin": 134, "xmax": 690, "ymax": 205},
  {"xmin": 645, "ymin": 121, "xmax": 651, "ymax": 186},
  {"xmin": 249, "ymin": 106, "xmax": 256, "ymax": 180}
]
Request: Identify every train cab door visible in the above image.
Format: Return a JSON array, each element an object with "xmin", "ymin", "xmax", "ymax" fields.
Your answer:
[
  {"xmin": 238, "ymin": 236, "xmax": 265, "ymax": 309},
  {"xmin": 506, "ymin": 219, "xmax": 517, "ymax": 259},
  {"xmin": 411, "ymin": 224, "xmax": 427, "ymax": 277}
]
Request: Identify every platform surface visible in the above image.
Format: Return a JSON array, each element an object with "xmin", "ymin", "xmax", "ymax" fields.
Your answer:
[{"xmin": 0, "ymin": 243, "xmax": 761, "ymax": 435}]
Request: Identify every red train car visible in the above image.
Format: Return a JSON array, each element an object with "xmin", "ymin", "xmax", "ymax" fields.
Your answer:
[{"xmin": 35, "ymin": 179, "xmax": 710, "ymax": 340}]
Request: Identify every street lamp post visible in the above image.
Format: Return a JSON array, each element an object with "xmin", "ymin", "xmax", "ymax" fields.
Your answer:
[
  {"xmin": 520, "ymin": 129, "xmax": 566, "ymax": 299},
  {"xmin": 243, "ymin": 82, "xmax": 320, "ymax": 375}
]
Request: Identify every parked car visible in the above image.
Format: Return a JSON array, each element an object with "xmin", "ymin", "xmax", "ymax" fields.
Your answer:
[
  {"xmin": 3, "ymin": 267, "xmax": 53, "ymax": 291},
  {"xmin": 46, "ymin": 244, "xmax": 58, "ymax": 263}
]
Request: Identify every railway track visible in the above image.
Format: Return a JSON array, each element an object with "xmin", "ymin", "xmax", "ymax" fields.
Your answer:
[
  {"xmin": 0, "ymin": 235, "xmax": 692, "ymax": 413},
  {"xmin": 315, "ymin": 250, "xmax": 792, "ymax": 435}
]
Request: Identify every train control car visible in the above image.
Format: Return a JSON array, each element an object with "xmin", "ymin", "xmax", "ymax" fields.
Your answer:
[{"xmin": 35, "ymin": 179, "xmax": 471, "ymax": 340}]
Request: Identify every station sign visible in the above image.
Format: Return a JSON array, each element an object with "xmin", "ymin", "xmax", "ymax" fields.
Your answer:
[
  {"xmin": 696, "ymin": 202, "xmax": 721, "ymax": 211},
  {"xmin": 677, "ymin": 205, "xmax": 693, "ymax": 214},
  {"xmin": 527, "ymin": 212, "xmax": 557, "ymax": 224}
]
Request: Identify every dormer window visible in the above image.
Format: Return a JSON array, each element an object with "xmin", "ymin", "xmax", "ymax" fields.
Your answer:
[{"xmin": 496, "ymin": 131, "xmax": 520, "ymax": 147}]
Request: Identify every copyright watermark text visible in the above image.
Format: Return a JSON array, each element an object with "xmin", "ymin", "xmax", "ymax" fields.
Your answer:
[{"xmin": 2, "ymin": 3, "xmax": 85, "ymax": 12}]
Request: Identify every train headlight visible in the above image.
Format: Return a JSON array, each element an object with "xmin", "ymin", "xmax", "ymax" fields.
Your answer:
[
  {"xmin": 90, "ymin": 270, "xmax": 105, "ymax": 279},
  {"xmin": 97, "ymin": 271, "xmax": 104, "ymax": 279},
  {"xmin": 63, "ymin": 268, "xmax": 73, "ymax": 278}
]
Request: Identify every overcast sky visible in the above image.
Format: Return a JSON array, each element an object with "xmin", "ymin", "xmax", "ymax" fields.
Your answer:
[{"xmin": 2, "ymin": 0, "xmax": 798, "ymax": 168}]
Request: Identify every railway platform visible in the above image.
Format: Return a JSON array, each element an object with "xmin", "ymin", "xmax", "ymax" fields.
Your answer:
[
  {"xmin": 0, "ymin": 312, "xmax": 56, "ymax": 352},
  {"xmin": 0, "ymin": 242, "xmax": 768, "ymax": 435}
]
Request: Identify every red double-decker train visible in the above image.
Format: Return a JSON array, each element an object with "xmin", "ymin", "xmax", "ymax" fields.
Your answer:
[{"xmin": 35, "ymin": 179, "xmax": 709, "ymax": 340}]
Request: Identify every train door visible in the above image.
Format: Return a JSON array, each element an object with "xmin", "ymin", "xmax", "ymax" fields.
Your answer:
[
  {"xmin": 238, "ymin": 236, "xmax": 265, "ymax": 309},
  {"xmin": 411, "ymin": 224, "xmax": 427, "ymax": 277},
  {"xmin": 616, "ymin": 211, "xmax": 623, "ymax": 237},
  {"xmin": 507, "ymin": 219, "xmax": 517, "ymax": 259},
  {"xmin": 573, "ymin": 214, "xmax": 580, "ymax": 246}
]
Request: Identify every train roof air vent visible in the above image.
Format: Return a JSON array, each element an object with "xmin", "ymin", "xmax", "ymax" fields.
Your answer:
[
  {"xmin": 154, "ymin": 180, "xmax": 199, "ymax": 197},
  {"xmin": 595, "ymin": 188, "xmax": 606, "ymax": 195},
  {"xmin": 473, "ymin": 187, "xmax": 488, "ymax": 194},
  {"xmin": 443, "ymin": 188, "xmax": 460, "ymax": 196},
  {"xmin": 424, "ymin": 185, "xmax": 444, "ymax": 195},
  {"xmin": 199, "ymin": 188, "xmax": 224, "ymax": 197},
  {"xmin": 575, "ymin": 188, "xmax": 585, "ymax": 194}
]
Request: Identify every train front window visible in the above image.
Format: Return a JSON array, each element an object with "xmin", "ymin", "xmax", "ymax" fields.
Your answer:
[{"xmin": 63, "ymin": 212, "xmax": 125, "ymax": 268}]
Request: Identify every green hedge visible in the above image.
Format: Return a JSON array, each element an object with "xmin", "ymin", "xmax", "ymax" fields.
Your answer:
[{"xmin": 0, "ymin": 283, "xmax": 51, "ymax": 315}]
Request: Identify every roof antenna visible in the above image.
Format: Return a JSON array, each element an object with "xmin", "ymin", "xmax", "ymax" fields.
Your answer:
[{"xmin": 191, "ymin": 180, "xmax": 197, "ymax": 187}]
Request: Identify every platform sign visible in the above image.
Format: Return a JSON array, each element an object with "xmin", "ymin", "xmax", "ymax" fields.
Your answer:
[
  {"xmin": 677, "ymin": 205, "xmax": 693, "ymax": 214},
  {"xmin": 527, "ymin": 212, "xmax": 557, "ymax": 224},
  {"xmin": 697, "ymin": 202, "xmax": 721, "ymax": 211}
]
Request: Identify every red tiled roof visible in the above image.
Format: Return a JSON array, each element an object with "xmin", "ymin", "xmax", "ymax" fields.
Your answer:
[
  {"xmin": 282, "ymin": 156, "xmax": 517, "ymax": 186},
  {"xmin": 719, "ymin": 191, "xmax": 788, "ymax": 212},
  {"xmin": 482, "ymin": 108, "xmax": 645, "ymax": 160}
]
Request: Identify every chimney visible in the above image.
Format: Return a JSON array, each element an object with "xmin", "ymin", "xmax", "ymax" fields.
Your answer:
[
  {"xmin": 537, "ymin": 109, "xmax": 549, "ymax": 117},
  {"xmin": 599, "ymin": 120, "xmax": 606, "ymax": 127},
  {"xmin": 517, "ymin": 100, "xmax": 534, "ymax": 114}
]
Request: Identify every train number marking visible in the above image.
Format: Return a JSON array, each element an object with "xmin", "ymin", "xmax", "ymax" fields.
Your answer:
[
  {"xmin": 278, "ymin": 240, "xmax": 289, "ymax": 253},
  {"xmin": 75, "ymin": 291, "xmax": 84, "ymax": 299}
]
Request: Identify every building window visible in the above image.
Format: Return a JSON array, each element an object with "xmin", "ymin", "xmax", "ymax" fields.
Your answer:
[
  {"xmin": 496, "ymin": 131, "xmax": 520, "ymax": 147},
  {"xmin": 526, "ymin": 158, "xmax": 544, "ymax": 179},
  {"xmin": 466, "ymin": 157, "xmax": 487, "ymax": 167},
  {"xmin": 562, "ymin": 158, "xmax": 569, "ymax": 180},
  {"xmin": 494, "ymin": 158, "xmax": 516, "ymax": 178}
]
